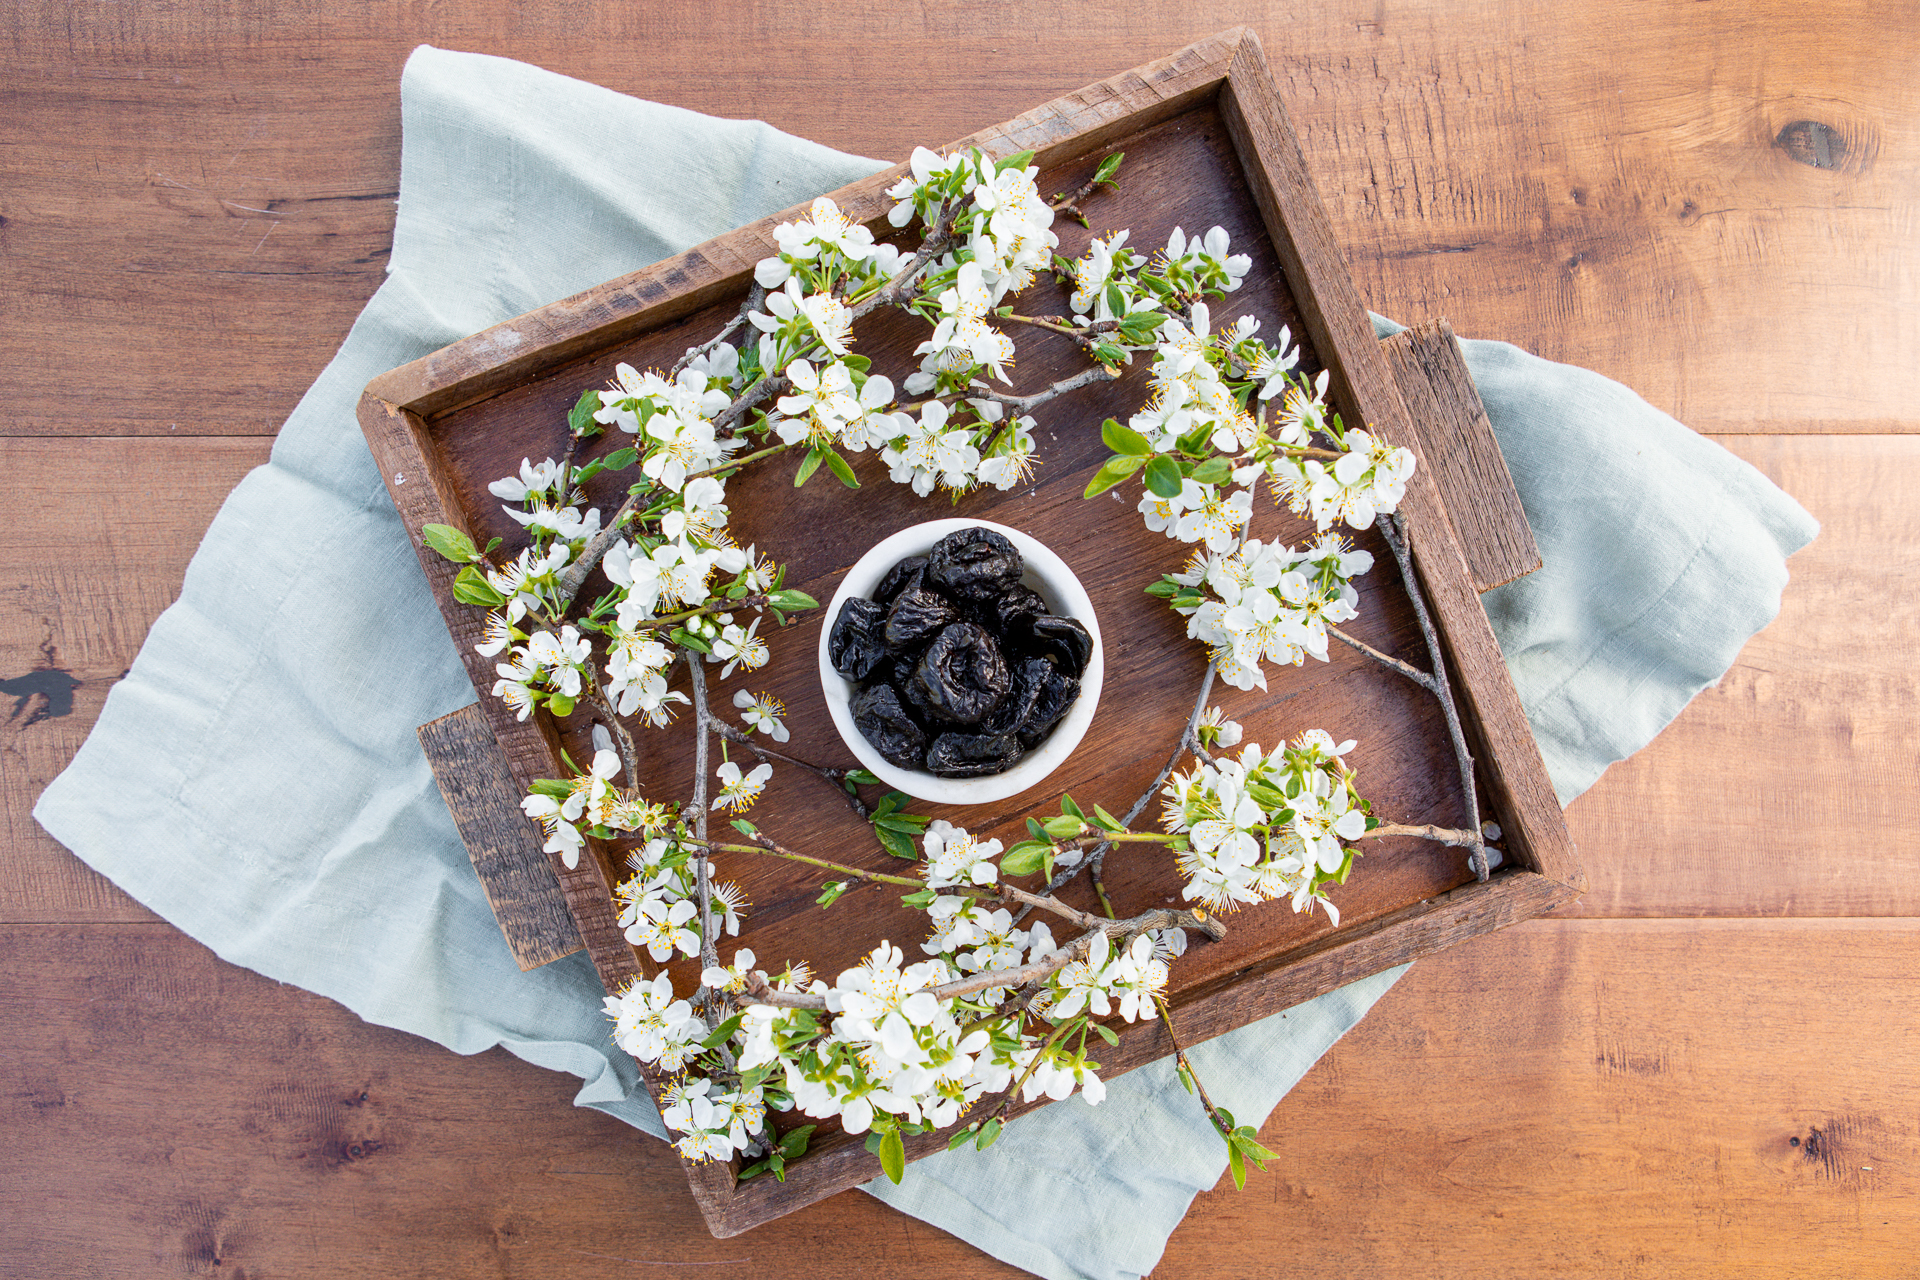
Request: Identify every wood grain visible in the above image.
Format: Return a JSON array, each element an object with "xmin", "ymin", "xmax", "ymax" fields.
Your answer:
[
  {"xmin": 5, "ymin": 2, "xmax": 1912, "ymax": 437},
  {"xmin": 418, "ymin": 702, "xmax": 582, "ymax": 971},
  {"xmin": 0, "ymin": 437, "xmax": 269, "ymax": 925},
  {"xmin": 7, "ymin": 917, "xmax": 1917, "ymax": 1277},
  {"xmin": 1382, "ymin": 321, "xmax": 1540, "ymax": 593},
  {"xmin": 1562, "ymin": 434, "xmax": 1920, "ymax": 918}
]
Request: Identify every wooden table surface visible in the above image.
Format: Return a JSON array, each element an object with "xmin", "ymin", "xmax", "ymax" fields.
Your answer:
[{"xmin": 5, "ymin": 2, "xmax": 1915, "ymax": 1274}]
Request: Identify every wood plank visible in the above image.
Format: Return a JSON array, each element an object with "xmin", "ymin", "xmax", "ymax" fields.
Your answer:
[
  {"xmin": 0, "ymin": 437, "xmax": 269, "ymax": 925},
  {"xmin": 1562, "ymin": 434, "xmax": 1920, "ymax": 918},
  {"xmin": 418, "ymin": 703, "xmax": 582, "ymax": 971},
  {"xmin": 1167, "ymin": 917, "xmax": 1920, "ymax": 1278},
  {"xmin": 5, "ymin": 2, "xmax": 1913, "ymax": 436},
  {"xmin": 1382, "ymin": 320, "xmax": 1540, "ymax": 593},
  {"xmin": 7, "ymin": 917, "xmax": 1917, "ymax": 1277}
]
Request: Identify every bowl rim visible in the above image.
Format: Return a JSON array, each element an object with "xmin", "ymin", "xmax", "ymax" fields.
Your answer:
[{"xmin": 815, "ymin": 517, "xmax": 1104, "ymax": 806}]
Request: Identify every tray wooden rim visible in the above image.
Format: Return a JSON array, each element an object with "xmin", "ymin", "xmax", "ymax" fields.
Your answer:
[{"xmin": 358, "ymin": 27, "xmax": 1582, "ymax": 1237}]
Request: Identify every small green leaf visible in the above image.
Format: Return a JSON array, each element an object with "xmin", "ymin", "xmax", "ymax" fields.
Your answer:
[
  {"xmin": 422, "ymin": 523, "xmax": 479, "ymax": 564},
  {"xmin": 873, "ymin": 814, "xmax": 929, "ymax": 834},
  {"xmin": 1026, "ymin": 818, "xmax": 1048, "ymax": 842},
  {"xmin": 900, "ymin": 887, "xmax": 937, "ymax": 909},
  {"xmin": 730, "ymin": 819, "xmax": 759, "ymax": 837},
  {"xmin": 999, "ymin": 841, "xmax": 1048, "ymax": 878},
  {"xmin": 816, "ymin": 880, "xmax": 848, "ymax": 907},
  {"xmin": 1100, "ymin": 418, "xmax": 1152, "ymax": 456},
  {"xmin": 874, "ymin": 827, "xmax": 916, "ymax": 860},
  {"xmin": 530, "ymin": 778, "xmax": 572, "ymax": 799},
  {"xmin": 877, "ymin": 1128, "xmax": 907, "ymax": 1184},
  {"xmin": 1144, "ymin": 455, "xmax": 1184, "ymax": 499},
  {"xmin": 975, "ymin": 1117, "xmax": 1004, "ymax": 1151},
  {"xmin": 546, "ymin": 693, "xmax": 576, "ymax": 717},
  {"xmin": 1143, "ymin": 579, "xmax": 1179, "ymax": 599},
  {"xmin": 781, "ymin": 1125, "xmax": 817, "ymax": 1160},
  {"xmin": 568, "ymin": 388, "xmax": 603, "ymax": 435},
  {"xmin": 824, "ymin": 449, "xmax": 861, "ymax": 489},
  {"xmin": 1082, "ymin": 453, "xmax": 1146, "ymax": 499},
  {"xmin": 846, "ymin": 769, "xmax": 882, "ymax": 786},
  {"xmin": 452, "ymin": 565, "xmax": 507, "ymax": 607},
  {"xmin": 1189, "ymin": 455, "xmax": 1232, "ymax": 485},
  {"xmin": 1228, "ymin": 1139, "xmax": 1248, "ymax": 1190},
  {"xmin": 1091, "ymin": 1021, "xmax": 1120, "ymax": 1046},
  {"xmin": 948, "ymin": 1124, "xmax": 980, "ymax": 1152},
  {"xmin": 996, "ymin": 149, "xmax": 1035, "ymax": 174},
  {"xmin": 671, "ymin": 628, "xmax": 712, "ymax": 654},
  {"xmin": 1092, "ymin": 804, "xmax": 1126, "ymax": 833},
  {"xmin": 700, "ymin": 1014, "xmax": 744, "ymax": 1049},
  {"xmin": 1042, "ymin": 814, "xmax": 1084, "ymax": 839},
  {"xmin": 601, "ymin": 446, "xmax": 640, "ymax": 472},
  {"xmin": 1093, "ymin": 151, "xmax": 1125, "ymax": 185},
  {"xmin": 739, "ymin": 1159, "xmax": 770, "ymax": 1182},
  {"xmin": 1060, "ymin": 794, "xmax": 1086, "ymax": 820},
  {"xmin": 794, "ymin": 448, "xmax": 824, "ymax": 487}
]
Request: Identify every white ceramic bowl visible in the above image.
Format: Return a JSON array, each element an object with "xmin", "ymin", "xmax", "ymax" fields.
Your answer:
[{"xmin": 817, "ymin": 518, "xmax": 1104, "ymax": 806}]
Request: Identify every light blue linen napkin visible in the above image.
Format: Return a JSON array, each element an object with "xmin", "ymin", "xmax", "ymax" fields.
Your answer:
[{"xmin": 34, "ymin": 46, "xmax": 1817, "ymax": 1280}]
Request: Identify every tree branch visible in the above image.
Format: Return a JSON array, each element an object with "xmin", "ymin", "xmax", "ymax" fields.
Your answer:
[{"xmin": 1327, "ymin": 625, "xmax": 1436, "ymax": 692}]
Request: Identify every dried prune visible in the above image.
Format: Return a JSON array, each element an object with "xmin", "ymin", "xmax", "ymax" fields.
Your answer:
[
  {"xmin": 980, "ymin": 656, "xmax": 1051, "ymax": 736},
  {"xmin": 849, "ymin": 684, "xmax": 928, "ymax": 770},
  {"xmin": 828, "ymin": 597, "xmax": 887, "ymax": 681},
  {"xmin": 927, "ymin": 527, "xmax": 1023, "ymax": 604},
  {"xmin": 1017, "ymin": 670, "xmax": 1080, "ymax": 749},
  {"xmin": 926, "ymin": 730, "xmax": 1023, "ymax": 778},
  {"xmin": 1017, "ymin": 614, "xmax": 1095, "ymax": 679},
  {"xmin": 884, "ymin": 583, "xmax": 958, "ymax": 654},
  {"xmin": 875, "ymin": 555, "xmax": 929, "ymax": 606},
  {"xmin": 975, "ymin": 583, "xmax": 1048, "ymax": 633},
  {"xmin": 908, "ymin": 622, "xmax": 1008, "ymax": 725}
]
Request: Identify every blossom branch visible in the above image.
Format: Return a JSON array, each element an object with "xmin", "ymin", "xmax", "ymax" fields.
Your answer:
[
  {"xmin": 704, "ymin": 720, "xmax": 869, "ymax": 820},
  {"xmin": 669, "ymin": 283, "xmax": 765, "ymax": 378},
  {"xmin": 1327, "ymin": 625, "xmax": 1437, "ymax": 692},
  {"xmin": 1378, "ymin": 512, "xmax": 1489, "ymax": 880},
  {"xmin": 1366, "ymin": 821, "xmax": 1484, "ymax": 849}
]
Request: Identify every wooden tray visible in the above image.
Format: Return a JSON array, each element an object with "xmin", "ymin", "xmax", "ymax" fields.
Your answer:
[{"xmin": 359, "ymin": 27, "xmax": 1581, "ymax": 1236}]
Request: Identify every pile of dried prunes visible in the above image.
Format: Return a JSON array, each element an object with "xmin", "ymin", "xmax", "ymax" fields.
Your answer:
[{"xmin": 828, "ymin": 527, "xmax": 1093, "ymax": 778}]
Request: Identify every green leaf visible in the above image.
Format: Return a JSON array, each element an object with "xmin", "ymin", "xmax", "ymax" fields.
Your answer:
[
  {"xmin": 874, "ymin": 827, "xmax": 916, "ymax": 860},
  {"xmin": 900, "ymin": 887, "xmax": 937, "ymax": 909},
  {"xmin": 996, "ymin": 149, "xmax": 1035, "ymax": 174},
  {"xmin": 948, "ymin": 1125, "xmax": 980, "ymax": 1153},
  {"xmin": 700, "ymin": 1014, "xmax": 744, "ymax": 1049},
  {"xmin": 568, "ymin": 388, "xmax": 603, "ymax": 435},
  {"xmin": 1233, "ymin": 1129, "xmax": 1279, "ymax": 1165},
  {"xmin": 1042, "ymin": 814, "xmax": 1084, "ymax": 839},
  {"xmin": 1060, "ymin": 794, "xmax": 1086, "ymax": 820},
  {"xmin": 1082, "ymin": 453, "xmax": 1147, "ymax": 499},
  {"xmin": 1091, "ymin": 1021, "xmax": 1120, "ymax": 1046},
  {"xmin": 530, "ymin": 778, "xmax": 572, "ymax": 798},
  {"xmin": 794, "ymin": 448, "xmax": 824, "ymax": 487},
  {"xmin": 422, "ymin": 523, "xmax": 478, "ymax": 564},
  {"xmin": 999, "ymin": 840, "xmax": 1048, "ymax": 878},
  {"xmin": 975, "ymin": 1117, "xmax": 1004, "ymax": 1151},
  {"xmin": 738, "ymin": 1159, "xmax": 770, "ymax": 1182},
  {"xmin": 1093, "ymin": 151, "xmax": 1125, "ymax": 185},
  {"xmin": 1026, "ymin": 818, "xmax": 1048, "ymax": 842},
  {"xmin": 601, "ymin": 446, "xmax": 639, "ymax": 472},
  {"xmin": 1228, "ymin": 1139, "xmax": 1248, "ymax": 1190},
  {"xmin": 452, "ymin": 564, "xmax": 508, "ymax": 607},
  {"xmin": 1100, "ymin": 418, "xmax": 1152, "ymax": 456},
  {"xmin": 768, "ymin": 588, "xmax": 820, "ymax": 612},
  {"xmin": 730, "ymin": 819, "xmax": 759, "ymax": 837},
  {"xmin": 824, "ymin": 448, "xmax": 861, "ymax": 489},
  {"xmin": 1189, "ymin": 455, "xmax": 1232, "ymax": 486},
  {"xmin": 671, "ymin": 628, "xmax": 712, "ymax": 654},
  {"xmin": 873, "ymin": 813, "xmax": 929, "ymax": 835},
  {"xmin": 846, "ymin": 769, "xmax": 882, "ymax": 786},
  {"xmin": 781, "ymin": 1125, "xmax": 817, "ymax": 1160},
  {"xmin": 1090, "ymin": 342, "xmax": 1127, "ymax": 366},
  {"xmin": 877, "ymin": 1127, "xmax": 907, "ymax": 1184},
  {"xmin": 1144, "ymin": 455, "xmax": 1184, "ymax": 499},
  {"xmin": 816, "ymin": 880, "xmax": 848, "ymax": 908},
  {"xmin": 546, "ymin": 693, "xmax": 576, "ymax": 717},
  {"xmin": 1143, "ymin": 579, "xmax": 1179, "ymax": 599},
  {"xmin": 1177, "ymin": 1063, "xmax": 1196, "ymax": 1095},
  {"xmin": 1092, "ymin": 804, "xmax": 1126, "ymax": 833}
]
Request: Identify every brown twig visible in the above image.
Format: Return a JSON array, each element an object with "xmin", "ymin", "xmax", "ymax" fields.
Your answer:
[
  {"xmin": 705, "ymin": 721, "xmax": 869, "ymax": 820},
  {"xmin": 1327, "ymin": 625, "xmax": 1437, "ymax": 692},
  {"xmin": 1153, "ymin": 996, "xmax": 1233, "ymax": 1141},
  {"xmin": 1378, "ymin": 512, "xmax": 1489, "ymax": 880},
  {"xmin": 1366, "ymin": 821, "xmax": 1485, "ymax": 849},
  {"xmin": 670, "ymin": 283, "xmax": 765, "ymax": 377}
]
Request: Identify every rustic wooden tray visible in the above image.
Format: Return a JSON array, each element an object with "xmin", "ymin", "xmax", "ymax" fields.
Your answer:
[{"xmin": 359, "ymin": 27, "xmax": 1581, "ymax": 1237}]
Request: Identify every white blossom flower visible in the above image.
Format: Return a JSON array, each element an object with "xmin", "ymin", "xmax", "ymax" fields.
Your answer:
[
  {"xmin": 603, "ymin": 971, "xmax": 702, "ymax": 1064},
  {"xmin": 710, "ymin": 618, "xmax": 768, "ymax": 679},
  {"xmin": 712, "ymin": 760, "xmax": 772, "ymax": 813},
  {"xmin": 921, "ymin": 821, "xmax": 1002, "ymax": 890},
  {"xmin": 733, "ymin": 689, "xmax": 789, "ymax": 743},
  {"xmin": 487, "ymin": 456, "xmax": 566, "ymax": 504},
  {"xmin": 625, "ymin": 893, "xmax": 701, "ymax": 962}
]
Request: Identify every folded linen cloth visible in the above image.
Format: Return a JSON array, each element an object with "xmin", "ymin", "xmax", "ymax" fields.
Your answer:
[{"xmin": 35, "ymin": 46, "xmax": 1818, "ymax": 1280}]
